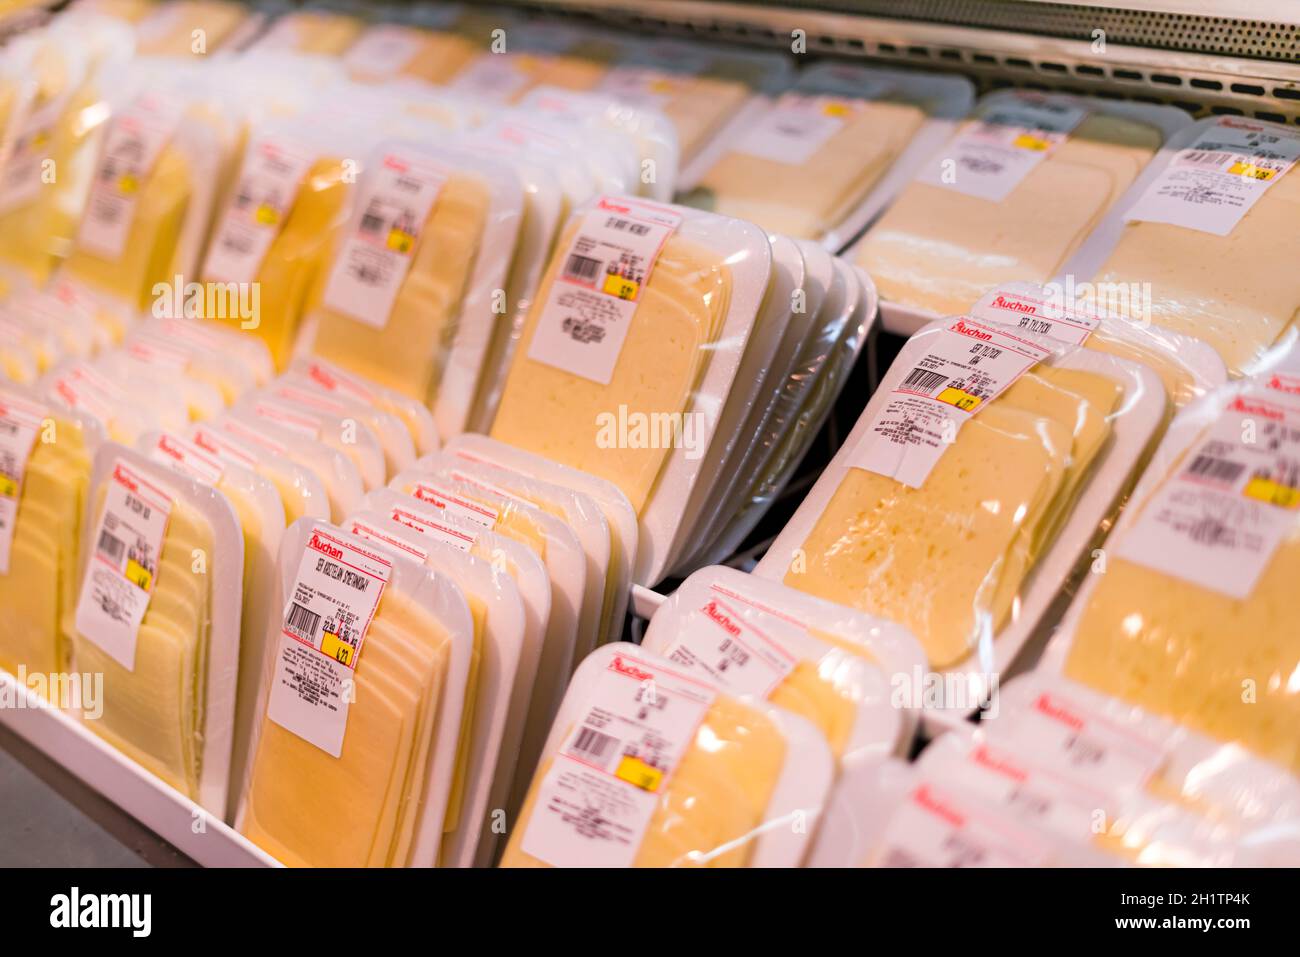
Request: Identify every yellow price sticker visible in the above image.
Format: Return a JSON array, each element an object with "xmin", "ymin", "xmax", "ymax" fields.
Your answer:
[
  {"xmin": 321, "ymin": 631, "xmax": 355, "ymax": 666},
  {"xmin": 1243, "ymin": 477, "xmax": 1300, "ymax": 509},
  {"xmin": 386, "ymin": 228, "xmax": 415, "ymax": 254},
  {"xmin": 1228, "ymin": 161, "xmax": 1276, "ymax": 181},
  {"xmin": 615, "ymin": 755, "xmax": 664, "ymax": 792},
  {"xmin": 254, "ymin": 203, "xmax": 280, "ymax": 226},
  {"xmin": 602, "ymin": 274, "xmax": 640, "ymax": 301},
  {"xmin": 117, "ymin": 173, "xmax": 139, "ymax": 195},
  {"xmin": 822, "ymin": 101, "xmax": 853, "ymax": 118},
  {"xmin": 1012, "ymin": 133, "xmax": 1052, "ymax": 152},
  {"xmin": 937, "ymin": 387, "xmax": 982, "ymax": 412},
  {"xmin": 0, "ymin": 475, "xmax": 17, "ymax": 498},
  {"xmin": 125, "ymin": 558, "xmax": 153, "ymax": 593}
]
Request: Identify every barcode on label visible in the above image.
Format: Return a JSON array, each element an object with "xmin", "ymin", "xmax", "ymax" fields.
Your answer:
[
  {"xmin": 359, "ymin": 210, "xmax": 385, "ymax": 234},
  {"xmin": 1182, "ymin": 150, "xmax": 1234, "ymax": 167},
  {"xmin": 285, "ymin": 601, "xmax": 322, "ymax": 641},
  {"xmin": 221, "ymin": 232, "xmax": 255, "ymax": 255},
  {"xmin": 901, "ymin": 367, "xmax": 949, "ymax": 395},
  {"xmin": 569, "ymin": 726, "xmax": 618, "ymax": 766},
  {"xmin": 563, "ymin": 253, "xmax": 602, "ymax": 283},
  {"xmin": 1186, "ymin": 454, "xmax": 1245, "ymax": 485},
  {"xmin": 97, "ymin": 529, "xmax": 125, "ymax": 564}
]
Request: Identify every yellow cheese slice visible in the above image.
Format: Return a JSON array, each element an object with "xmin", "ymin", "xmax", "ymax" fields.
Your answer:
[
  {"xmin": 783, "ymin": 404, "xmax": 1071, "ymax": 668},
  {"xmin": 491, "ymin": 226, "xmax": 732, "ymax": 513},
  {"xmin": 347, "ymin": 28, "xmax": 480, "ymax": 85},
  {"xmin": 684, "ymin": 99, "xmax": 926, "ymax": 239},
  {"xmin": 1091, "ymin": 165, "xmax": 1300, "ymax": 374},
  {"xmin": 309, "ymin": 172, "xmax": 493, "ymax": 405},
  {"xmin": 501, "ymin": 694, "xmax": 786, "ymax": 867},
  {"xmin": 858, "ymin": 114, "xmax": 1161, "ymax": 316}
]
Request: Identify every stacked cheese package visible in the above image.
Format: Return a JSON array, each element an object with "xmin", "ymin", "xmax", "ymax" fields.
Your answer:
[
  {"xmin": 854, "ymin": 91, "xmax": 1190, "ymax": 329},
  {"xmin": 680, "ymin": 62, "xmax": 973, "ymax": 244},
  {"xmin": 809, "ymin": 673, "xmax": 1300, "ymax": 867},
  {"xmin": 1066, "ymin": 115, "xmax": 1300, "ymax": 376},
  {"xmin": 758, "ymin": 313, "xmax": 1167, "ymax": 713}
]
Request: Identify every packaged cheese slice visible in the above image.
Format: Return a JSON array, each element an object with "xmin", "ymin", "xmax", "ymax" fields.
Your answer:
[
  {"xmin": 357, "ymin": 483, "xmax": 552, "ymax": 865},
  {"xmin": 342, "ymin": 21, "xmax": 480, "ymax": 86},
  {"xmin": 341, "ymin": 508, "xmax": 526, "ymax": 867},
  {"xmin": 414, "ymin": 451, "xmax": 612, "ymax": 653},
  {"xmin": 58, "ymin": 77, "xmax": 231, "ymax": 337},
  {"xmin": 853, "ymin": 92, "xmax": 1190, "ymax": 331},
  {"xmin": 680, "ymin": 63, "xmax": 972, "ymax": 243},
  {"xmin": 500, "ymin": 642, "xmax": 834, "ymax": 867},
  {"xmin": 489, "ymin": 195, "xmax": 772, "ymax": 585},
  {"xmin": 969, "ymin": 280, "xmax": 1227, "ymax": 408},
  {"xmin": 41, "ymin": 357, "xmax": 191, "ymax": 443},
  {"xmin": 236, "ymin": 518, "xmax": 474, "ymax": 866},
  {"xmin": 443, "ymin": 433, "xmax": 639, "ymax": 651},
  {"xmin": 644, "ymin": 566, "xmax": 925, "ymax": 764},
  {"xmin": 305, "ymin": 141, "xmax": 523, "ymax": 439},
  {"xmin": 285, "ymin": 356, "xmax": 438, "ymax": 457},
  {"xmin": 1048, "ymin": 374, "xmax": 1300, "ymax": 774},
  {"xmin": 121, "ymin": 326, "xmax": 256, "ymax": 405},
  {"xmin": 235, "ymin": 391, "xmax": 386, "ymax": 491},
  {"xmin": 446, "ymin": 19, "xmax": 617, "ymax": 106},
  {"xmin": 260, "ymin": 378, "xmax": 414, "ymax": 478},
  {"xmin": 0, "ymin": 388, "xmax": 94, "ymax": 683},
  {"xmin": 139, "ymin": 430, "xmax": 285, "ymax": 812},
  {"xmin": 598, "ymin": 38, "xmax": 793, "ymax": 168},
  {"xmin": 1064, "ymin": 116, "xmax": 1300, "ymax": 375},
  {"xmin": 95, "ymin": 349, "xmax": 226, "ymax": 421},
  {"xmin": 187, "ymin": 420, "xmax": 328, "ymax": 525},
  {"xmin": 215, "ymin": 407, "xmax": 363, "ymax": 520},
  {"xmin": 72, "ymin": 444, "xmax": 243, "ymax": 816},
  {"xmin": 198, "ymin": 117, "xmax": 362, "ymax": 370},
  {"xmin": 134, "ymin": 0, "xmax": 250, "ymax": 57},
  {"xmin": 686, "ymin": 253, "xmax": 875, "ymax": 573},
  {"xmin": 757, "ymin": 319, "xmax": 1165, "ymax": 714},
  {"xmin": 147, "ymin": 316, "xmax": 275, "ymax": 387},
  {"xmin": 250, "ymin": 8, "xmax": 365, "ymax": 55}
]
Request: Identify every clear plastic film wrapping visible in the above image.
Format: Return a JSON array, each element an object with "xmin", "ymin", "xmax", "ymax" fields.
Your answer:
[
  {"xmin": 1062, "ymin": 115, "xmax": 1300, "ymax": 377},
  {"xmin": 487, "ymin": 195, "xmax": 772, "ymax": 587},
  {"xmin": 1039, "ymin": 365, "xmax": 1300, "ymax": 778},
  {"xmin": 235, "ymin": 517, "xmax": 476, "ymax": 866},
  {"xmin": 643, "ymin": 565, "xmax": 926, "ymax": 766},
  {"xmin": 679, "ymin": 61, "xmax": 973, "ymax": 243},
  {"xmin": 756, "ymin": 317, "xmax": 1168, "ymax": 714},
  {"xmin": 71, "ymin": 443, "xmax": 243, "ymax": 818},
  {"xmin": 853, "ymin": 91, "xmax": 1191, "ymax": 320},
  {"xmin": 302, "ymin": 138, "xmax": 524, "ymax": 441},
  {"xmin": 809, "ymin": 672, "xmax": 1300, "ymax": 867},
  {"xmin": 499, "ymin": 642, "xmax": 834, "ymax": 868},
  {"xmin": 0, "ymin": 385, "xmax": 99, "ymax": 685}
]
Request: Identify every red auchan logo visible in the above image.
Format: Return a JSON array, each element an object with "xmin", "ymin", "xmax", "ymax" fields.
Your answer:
[
  {"xmin": 991, "ymin": 295, "xmax": 1038, "ymax": 315},
  {"xmin": 952, "ymin": 319, "xmax": 992, "ymax": 341},
  {"xmin": 112, "ymin": 464, "xmax": 138, "ymax": 493},
  {"xmin": 1267, "ymin": 374, "xmax": 1300, "ymax": 397},
  {"xmin": 913, "ymin": 784, "xmax": 965, "ymax": 828},
  {"xmin": 309, "ymin": 532, "xmax": 344, "ymax": 560},
  {"xmin": 702, "ymin": 600, "xmax": 741, "ymax": 637},
  {"xmin": 1219, "ymin": 117, "xmax": 1266, "ymax": 133},
  {"xmin": 1034, "ymin": 693, "xmax": 1083, "ymax": 730},
  {"xmin": 973, "ymin": 746, "xmax": 1028, "ymax": 782},
  {"xmin": 383, "ymin": 155, "xmax": 409, "ymax": 173},
  {"xmin": 155, "ymin": 435, "xmax": 185, "ymax": 463},
  {"xmin": 610, "ymin": 656, "xmax": 654, "ymax": 682},
  {"xmin": 597, "ymin": 197, "xmax": 633, "ymax": 216},
  {"xmin": 308, "ymin": 364, "xmax": 338, "ymax": 390},
  {"xmin": 1230, "ymin": 396, "xmax": 1284, "ymax": 421}
]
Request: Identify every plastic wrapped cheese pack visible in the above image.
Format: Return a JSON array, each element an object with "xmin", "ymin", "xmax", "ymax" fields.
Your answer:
[
  {"xmin": 445, "ymin": 17, "xmax": 618, "ymax": 105},
  {"xmin": 198, "ymin": 115, "xmax": 370, "ymax": 370},
  {"xmin": 488, "ymin": 194, "xmax": 772, "ymax": 586},
  {"xmin": 39, "ymin": 357, "xmax": 191, "ymax": 444},
  {"xmin": 133, "ymin": 0, "xmax": 251, "ymax": 57},
  {"xmin": 1063, "ymin": 116, "xmax": 1300, "ymax": 376},
  {"xmin": 598, "ymin": 37, "xmax": 793, "ymax": 170},
  {"xmin": 0, "ymin": 387, "xmax": 98, "ymax": 687},
  {"xmin": 342, "ymin": 11, "xmax": 480, "ymax": 87},
  {"xmin": 338, "ymin": 505, "xmax": 527, "ymax": 868},
  {"xmin": 686, "ymin": 254, "xmax": 877, "ymax": 573},
  {"xmin": 680, "ymin": 62, "xmax": 973, "ymax": 244},
  {"xmin": 249, "ymin": 6, "xmax": 366, "ymax": 56},
  {"xmin": 355, "ymin": 483, "xmax": 552, "ymax": 860},
  {"xmin": 303, "ymin": 139, "xmax": 523, "ymax": 440},
  {"xmin": 71, "ymin": 443, "xmax": 243, "ymax": 816},
  {"xmin": 236, "ymin": 518, "xmax": 475, "ymax": 866},
  {"xmin": 757, "ymin": 317, "xmax": 1167, "ymax": 722},
  {"xmin": 1041, "ymin": 370, "xmax": 1300, "ymax": 776},
  {"xmin": 643, "ymin": 565, "xmax": 926, "ymax": 764},
  {"xmin": 968, "ymin": 280, "xmax": 1227, "ymax": 409},
  {"xmin": 853, "ymin": 91, "xmax": 1190, "ymax": 333},
  {"xmin": 500, "ymin": 642, "xmax": 835, "ymax": 867}
]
